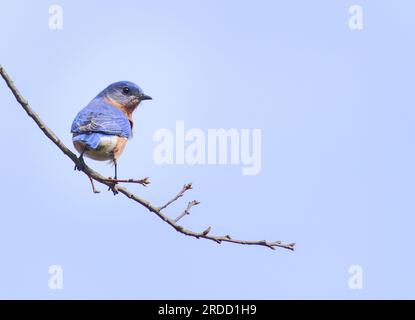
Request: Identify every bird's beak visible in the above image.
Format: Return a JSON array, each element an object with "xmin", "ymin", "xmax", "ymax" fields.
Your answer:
[{"xmin": 139, "ymin": 93, "xmax": 152, "ymax": 101}]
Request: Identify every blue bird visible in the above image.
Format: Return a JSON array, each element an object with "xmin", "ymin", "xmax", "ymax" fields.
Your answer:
[{"xmin": 71, "ymin": 81, "xmax": 152, "ymax": 181}]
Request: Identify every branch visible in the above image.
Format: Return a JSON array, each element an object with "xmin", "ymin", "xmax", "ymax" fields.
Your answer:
[
  {"xmin": 0, "ymin": 65, "xmax": 295, "ymax": 251},
  {"xmin": 174, "ymin": 200, "xmax": 200, "ymax": 222},
  {"xmin": 102, "ymin": 177, "xmax": 151, "ymax": 186},
  {"xmin": 158, "ymin": 183, "xmax": 193, "ymax": 211}
]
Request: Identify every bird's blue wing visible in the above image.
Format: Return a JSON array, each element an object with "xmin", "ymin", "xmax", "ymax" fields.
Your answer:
[
  {"xmin": 72, "ymin": 132, "xmax": 106, "ymax": 150},
  {"xmin": 71, "ymin": 99, "xmax": 131, "ymax": 138}
]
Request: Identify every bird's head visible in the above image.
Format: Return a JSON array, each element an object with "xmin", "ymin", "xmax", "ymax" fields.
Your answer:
[{"xmin": 99, "ymin": 81, "xmax": 152, "ymax": 113}]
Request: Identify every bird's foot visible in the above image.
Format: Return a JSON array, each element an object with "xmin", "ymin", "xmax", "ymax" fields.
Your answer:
[
  {"xmin": 74, "ymin": 156, "xmax": 86, "ymax": 171},
  {"xmin": 107, "ymin": 177, "xmax": 119, "ymax": 195},
  {"xmin": 108, "ymin": 185, "xmax": 118, "ymax": 195}
]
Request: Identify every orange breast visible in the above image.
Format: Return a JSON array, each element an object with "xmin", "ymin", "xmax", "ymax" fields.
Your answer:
[
  {"xmin": 113, "ymin": 136, "xmax": 128, "ymax": 161},
  {"xmin": 73, "ymin": 140, "xmax": 86, "ymax": 154},
  {"xmin": 104, "ymin": 95, "xmax": 137, "ymax": 127}
]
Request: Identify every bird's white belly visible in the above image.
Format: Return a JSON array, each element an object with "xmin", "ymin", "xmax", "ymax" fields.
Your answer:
[{"xmin": 85, "ymin": 135, "xmax": 119, "ymax": 161}]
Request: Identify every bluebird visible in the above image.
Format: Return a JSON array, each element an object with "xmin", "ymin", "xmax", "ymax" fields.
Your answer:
[{"xmin": 71, "ymin": 81, "xmax": 152, "ymax": 182}]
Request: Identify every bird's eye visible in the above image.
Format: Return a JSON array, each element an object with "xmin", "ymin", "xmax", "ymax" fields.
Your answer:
[{"xmin": 122, "ymin": 87, "xmax": 130, "ymax": 94}]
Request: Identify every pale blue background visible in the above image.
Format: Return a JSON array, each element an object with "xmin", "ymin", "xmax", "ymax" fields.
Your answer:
[{"xmin": 0, "ymin": 0, "xmax": 414, "ymax": 299}]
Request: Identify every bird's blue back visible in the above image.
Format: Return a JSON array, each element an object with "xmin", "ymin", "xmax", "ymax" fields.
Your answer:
[{"xmin": 71, "ymin": 98, "xmax": 132, "ymax": 138}]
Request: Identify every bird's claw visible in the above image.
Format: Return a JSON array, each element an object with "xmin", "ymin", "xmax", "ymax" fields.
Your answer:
[
  {"xmin": 74, "ymin": 156, "xmax": 86, "ymax": 171},
  {"xmin": 109, "ymin": 187, "xmax": 118, "ymax": 195},
  {"xmin": 107, "ymin": 181, "xmax": 119, "ymax": 195}
]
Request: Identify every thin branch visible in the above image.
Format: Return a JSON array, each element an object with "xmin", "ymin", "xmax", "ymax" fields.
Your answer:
[
  {"xmin": 88, "ymin": 175, "xmax": 101, "ymax": 194},
  {"xmin": 158, "ymin": 183, "xmax": 193, "ymax": 211},
  {"xmin": 114, "ymin": 184, "xmax": 295, "ymax": 250},
  {"xmin": 174, "ymin": 200, "xmax": 200, "ymax": 222},
  {"xmin": 0, "ymin": 65, "xmax": 295, "ymax": 251},
  {"xmin": 102, "ymin": 177, "xmax": 151, "ymax": 186}
]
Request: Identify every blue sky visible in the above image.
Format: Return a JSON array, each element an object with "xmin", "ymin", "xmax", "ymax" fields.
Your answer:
[{"xmin": 0, "ymin": 0, "xmax": 414, "ymax": 299}]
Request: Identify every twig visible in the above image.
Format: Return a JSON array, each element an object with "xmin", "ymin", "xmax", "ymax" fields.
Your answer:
[
  {"xmin": 88, "ymin": 175, "xmax": 101, "ymax": 194},
  {"xmin": 158, "ymin": 183, "xmax": 192, "ymax": 211},
  {"xmin": 102, "ymin": 177, "xmax": 150, "ymax": 186},
  {"xmin": 174, "ymin": 200, "xmax": 200, "ymax": 222},
  {"xmin": 0, "ymin": 64, "xmax": 295, "ymax": 251}
]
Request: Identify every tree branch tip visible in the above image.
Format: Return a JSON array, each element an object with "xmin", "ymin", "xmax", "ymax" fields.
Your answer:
[
  {"xmin": 189, "ymin": 200, "xmax": 200, "ymax": 206},
  {"xmin": 202, "ymin": 226, "xmax": 211, "ymax": 236},
  {"xmin": 158, "ymin": 182, "xmax": 194, "ymax": 211},
  {"xmin": 141, "ymin": 177, "xmax": 151, "ymax": 185}
]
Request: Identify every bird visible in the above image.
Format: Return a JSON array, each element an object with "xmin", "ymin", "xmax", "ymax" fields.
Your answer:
[{"xmin": 71, "ymin": 81, "xmax": 152, "ymax": 183}]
